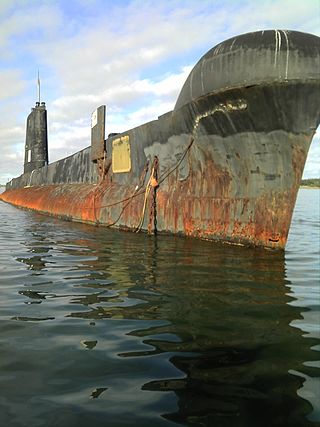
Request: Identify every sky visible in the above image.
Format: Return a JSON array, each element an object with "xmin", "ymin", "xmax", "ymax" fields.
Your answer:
[{"xmin": 0, "ymin": 0, "xmax": 319, "ymax": 183}]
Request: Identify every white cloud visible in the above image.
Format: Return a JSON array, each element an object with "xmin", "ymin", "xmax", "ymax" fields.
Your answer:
[
  {"xmin": 49, "ymin": 65, "xmax": 192, "ymax": 123},
  {"xmin": 0, "ymin": 70, "xmax": 26, "ymax": 99},
  {"xmin": 49, "ymin": 124, "xmax": 90, "ymax": 162},
  {"xmin": 303, "ymin": 133, "xmax": 320, "ymax": 179},
  {"xmin": 0, "ymin": 3, "xmax": 62, "ymax": 53},
  {"xmin": 0, "ymin": 123, "xmax": 25, "ymax": 182},
  {"xmin": 0, "ymin": 0, "xmax": 319, "ymax": 182}
]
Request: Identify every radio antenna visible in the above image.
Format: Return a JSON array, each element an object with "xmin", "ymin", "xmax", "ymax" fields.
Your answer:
[{"xmin": 37, "ymin": 70, "xmax": 41, "ymax": 103}]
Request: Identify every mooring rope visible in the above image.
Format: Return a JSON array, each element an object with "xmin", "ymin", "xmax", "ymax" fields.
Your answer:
[
  {"xmin": 135, "ymin": 157, "xmax": 159, "ymax": 233},
  {"xmin": 88, "ymin": 136, "xmax": 194, "ymax": 228}
]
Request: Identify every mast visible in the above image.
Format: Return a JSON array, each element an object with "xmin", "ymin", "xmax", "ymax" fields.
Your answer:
[{"xmin": 37, "ymin": 70, "xmax": 41, "ymax": 104}]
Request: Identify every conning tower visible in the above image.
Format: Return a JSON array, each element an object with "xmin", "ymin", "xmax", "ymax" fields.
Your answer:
[{"xmin": 24, "ymin": 101, "xmax": 48, "ymax": 174}]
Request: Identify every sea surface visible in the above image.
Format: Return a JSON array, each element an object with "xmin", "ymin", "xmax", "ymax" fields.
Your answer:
[{"xmin": 0, "ymin": 188, "xmax": 319, "ymax": 427}]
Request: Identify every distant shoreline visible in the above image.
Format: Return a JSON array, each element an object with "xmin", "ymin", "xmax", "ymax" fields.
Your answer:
[{"xmin": 300, "ymin": 179, "xmax": 320, "ymax": 189}]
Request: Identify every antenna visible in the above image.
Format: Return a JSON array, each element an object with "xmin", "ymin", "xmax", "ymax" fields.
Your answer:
[{"xmin": 37, "ymin": 70, "xmax": 41, "ymax": 103}]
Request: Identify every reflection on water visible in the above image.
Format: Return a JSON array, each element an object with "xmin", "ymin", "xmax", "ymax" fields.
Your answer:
[
  {"xmin": 0, "ymin": 189, "xmax": 319, "ymax": 427},
  {"xmin": 285, "ymin": 189, "xmax": 320, "ymax": 425}
]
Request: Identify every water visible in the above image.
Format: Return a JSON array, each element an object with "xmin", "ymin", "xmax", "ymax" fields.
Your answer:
[{"xmin": 0, "ymin": 189, "xmax": 319, "ymax": 427}]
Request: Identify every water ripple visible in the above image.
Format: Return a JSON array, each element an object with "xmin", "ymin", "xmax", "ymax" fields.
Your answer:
[{"xmin": 0, "ymin": 190, "xmax": 319, "ymax": 426}]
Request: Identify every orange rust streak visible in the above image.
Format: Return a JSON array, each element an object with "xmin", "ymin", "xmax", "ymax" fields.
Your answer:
[
  {"xmin": 0, "ymin": 184, "xmax": 99, "ymax": 224},
  {"xmin": 1, "ymin": 179, "xmax": 293, "ymax": 249}
]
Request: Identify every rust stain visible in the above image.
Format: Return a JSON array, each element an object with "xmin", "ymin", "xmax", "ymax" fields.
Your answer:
[
  {"xmin": 0, "ymin": 135, "xmax": 305, "ymax": 250},
  {"xmin": 0, "ymin": 184, "xmax": 98, "ymax": 224},
  {"xmin": 0, "ymin": 178, "xmax": 297, "ymax": 250}
]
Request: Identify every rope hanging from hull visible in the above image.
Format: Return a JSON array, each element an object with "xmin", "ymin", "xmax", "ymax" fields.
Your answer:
[{"xmin": 90, "ymin": 137, "xmax": 194, "ymax": 230}]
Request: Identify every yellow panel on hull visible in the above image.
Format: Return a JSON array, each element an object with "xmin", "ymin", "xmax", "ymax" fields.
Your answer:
[{"xmin": 112, "ymin": 135, "xmax": 131, "ymax": 173}]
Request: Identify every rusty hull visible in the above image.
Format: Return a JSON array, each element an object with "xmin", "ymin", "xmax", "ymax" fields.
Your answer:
[
  {"xmin": 1, "ymin": 30, "xmax": 319, "ymax": 250},
  {"xmin": 0, "ymin": 126, "xmax": 311, "ymax": 250}
]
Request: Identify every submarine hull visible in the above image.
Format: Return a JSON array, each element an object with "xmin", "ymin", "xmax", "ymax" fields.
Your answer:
[{"xmin": 1, "ymin": 30, "xmax": 319, "ymax": 249}]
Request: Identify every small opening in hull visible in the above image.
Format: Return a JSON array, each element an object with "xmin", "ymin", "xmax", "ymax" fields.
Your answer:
[{"xmin": 269, "ymin": 237, "xmax": 280, "ymax": 243}]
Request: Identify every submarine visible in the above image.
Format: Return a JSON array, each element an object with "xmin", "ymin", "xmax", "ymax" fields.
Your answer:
[{"xmin": 1, "ymin": 29, "xmax": 319, "ymax": 249}]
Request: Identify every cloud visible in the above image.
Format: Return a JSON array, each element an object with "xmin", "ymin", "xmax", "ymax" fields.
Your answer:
[
  {"xmin": 0, "ymin": 0, "xmax": 319, "ymax": 183},
  {"xmin": 49, "ymin": 65, "xmax": 192, "ymax": 120},
  {"xmin": 0, "ymin": 123, "xmax": 25, "ymax": 182},
  {"xmin": 0, "ymin": 3, "xmax": 62, "ymax": 57},
  {"xmin": 303, "ymin": 133, "xmax": 320, "ymax": 179},
  {"xmin": 47, "ymin": 64, "xmax": 192, "ymax": 162},
  {"xmin": 0, "ymin": 69, "xmax": 26, "ymax": 99},
  {"xmin": 241, "ymin": 0, "xmax": 320, "ymax": 35}
]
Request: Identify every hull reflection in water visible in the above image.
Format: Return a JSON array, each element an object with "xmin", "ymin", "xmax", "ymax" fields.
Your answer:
[
  {"xmin": 0, "ymin": 189, "xmax": 318, "ymax": 427},
  {"xmin": 80, "ymin": 239, "xmax": 317, "ymax": 426}
]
